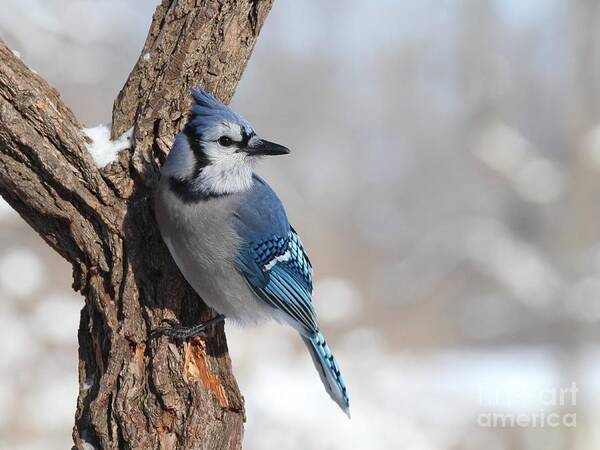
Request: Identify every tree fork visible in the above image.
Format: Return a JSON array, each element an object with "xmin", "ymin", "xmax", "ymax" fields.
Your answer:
[{"xmin": 0, "ymin": 0, "xmax": 274, "ymax": 448}]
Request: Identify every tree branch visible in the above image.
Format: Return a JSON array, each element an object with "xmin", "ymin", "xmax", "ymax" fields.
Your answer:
[
  {"xmin": 0, "ymin": 0, "xmax": 274, "ymax": 448},
  {"xmin": 0, "ymin": 41, "xmax": 119, "ymax": 288}
]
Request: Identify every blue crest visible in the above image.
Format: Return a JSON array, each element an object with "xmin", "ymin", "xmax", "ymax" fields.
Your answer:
[{"xmin": 188, "ymin": 88, "xmax": 253, "ymax": 136}]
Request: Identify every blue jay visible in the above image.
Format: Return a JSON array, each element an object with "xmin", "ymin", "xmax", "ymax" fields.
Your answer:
[{"xmin": 153, "ymin": 89, "xmax": 350, "ymax": 416}]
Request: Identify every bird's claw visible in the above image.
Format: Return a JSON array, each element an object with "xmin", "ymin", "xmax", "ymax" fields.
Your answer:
[
  {"xmin": 160, "ymin": 318, "xmax": 180, "ymax": 327},
  {"xmin": 151, "ymin": 314, "xmax": 225, "ymax": 340},
  {"xmin": 151, "ymin": 325, "xmax": 207, "ymax": 340}
]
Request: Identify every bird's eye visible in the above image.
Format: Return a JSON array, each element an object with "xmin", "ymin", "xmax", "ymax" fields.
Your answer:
[{"xmin": 218, "ymin": 136, "xmax": 234, "ymax": 147}]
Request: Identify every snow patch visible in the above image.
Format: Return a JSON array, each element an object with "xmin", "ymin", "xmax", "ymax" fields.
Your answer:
[
  {"xmin": 83, "ymin": 124, "xmax": 133, "ymax": 168},
  {"xmin": 81, "ymin": 441, "xmax": 97, "ymax": 450},
  {"xmin": 83, "ymin": 374, "xmax": 96, "ymax": 391},
  {"xmin": 10, "ymin": 48, "xmax": 38, "ymax": 74}
]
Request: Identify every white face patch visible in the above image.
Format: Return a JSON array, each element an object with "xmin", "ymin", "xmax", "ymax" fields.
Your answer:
[{"xmin": 191, "ymin": 122, "xmax": 259, "ymax": 195}]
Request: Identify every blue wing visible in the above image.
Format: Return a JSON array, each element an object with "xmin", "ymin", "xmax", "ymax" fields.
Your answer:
[
  {"xmin": 232, "ymin": 177, "xmax": 350, "ymax": 414},
  {"xmin": 233, "ymin": 176, "xmax": 318, "ymax": 335},
  {"xmin": 249, "ymin": 229, "xmax": 317, "ymax": 334}
]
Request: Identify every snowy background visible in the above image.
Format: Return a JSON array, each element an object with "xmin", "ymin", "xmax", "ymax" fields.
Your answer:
[{"xmin": 2, "ymin": 0, "xmax": 600, "ymax": 449}]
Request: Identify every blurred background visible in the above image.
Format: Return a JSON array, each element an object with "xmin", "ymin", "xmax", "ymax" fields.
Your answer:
[{"xmin": 1, "ymin": 0, "xmax": 600, "ymax": 448}]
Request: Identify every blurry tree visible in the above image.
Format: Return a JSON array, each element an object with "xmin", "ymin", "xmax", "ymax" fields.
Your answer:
[{"xmin": 0, "ymin": 0, "xmax": 273, "ymax": 448}]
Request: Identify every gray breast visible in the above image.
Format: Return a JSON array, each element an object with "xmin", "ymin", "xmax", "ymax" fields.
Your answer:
[{"xmin": 153, "ymin": 177, "xmax": 277, "ymax": 325}]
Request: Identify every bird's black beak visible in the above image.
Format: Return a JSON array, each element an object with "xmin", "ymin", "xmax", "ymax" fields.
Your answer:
[{"xmin": 247, "ymin": 139, "xmax": 290, "ymax": 156}]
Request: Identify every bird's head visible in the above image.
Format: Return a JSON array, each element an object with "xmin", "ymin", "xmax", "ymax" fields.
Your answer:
[{"xmin": 162, "ymin": 88, "xmax": 290, "ymax": 196}]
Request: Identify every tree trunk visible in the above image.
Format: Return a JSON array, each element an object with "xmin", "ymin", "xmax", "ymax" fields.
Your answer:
[{"xmin": 0, "ymin": 1, "xmax": 274, "ymax": 448}]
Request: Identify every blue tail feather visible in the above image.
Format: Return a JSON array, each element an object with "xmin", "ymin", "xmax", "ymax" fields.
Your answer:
[{"xmin": 303, "ymin": 331, "xmax": 350, "ymax": 417}]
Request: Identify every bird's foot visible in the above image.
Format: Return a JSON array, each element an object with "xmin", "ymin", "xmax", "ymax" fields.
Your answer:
[{"xmin": 151, "ymin": 314, "xmax": 225, "ymax": 340}]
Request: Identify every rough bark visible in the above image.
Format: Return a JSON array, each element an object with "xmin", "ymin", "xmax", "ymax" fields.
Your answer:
[{"xmin": 0, "ymin": 1, "xmax": 273, "ymax": 448}]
